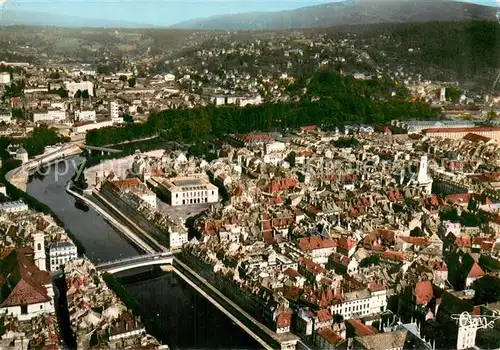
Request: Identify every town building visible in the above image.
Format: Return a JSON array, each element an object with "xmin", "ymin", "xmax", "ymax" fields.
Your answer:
[
  {"xmin": 0, "ymin": 72, "xmax": 11, "ymax": 85},
  {"xmin": 48, "ymin": 241, "xmax": 78, "ymax": 271},
  {"xmin": 0, "ymin": 110, "xmax": 12, "ymax": 123},
  {"xmin": 63, "ymin": 81, "xmax": 94, "ymax": 97},
  {"xmin": 0, "ymin": 238, "xmax": 54, "ymax": 321},
  {"xmin": 150, "ymin": 175, "xmax": 218, "ymax": 206},
  {"xmin": 74, "ymin": 109, "xmax": 96, "ymax": 122},
  {"xmin": 422, "ymin": 126, "xmax": 500, "ymax": 142},
  {"xmin": 108, "ymin": 101, "xmax": 120, "ymax": 120},
  {"xmin": 72, "ymin": 119, "xmax": 114, "ymax": 134},
  {"xmin": 0, "ymin": 200, "xmax": 29, "ymax": 214},
  {"xmin": 32, "ymin": 109, "xmax": 66, "ymax": 123}
]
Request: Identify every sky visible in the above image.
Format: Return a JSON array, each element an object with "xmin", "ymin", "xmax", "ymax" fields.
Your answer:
[{"xmin": 1, "ymin": 0, "xmax": 498, "ymax": 26}]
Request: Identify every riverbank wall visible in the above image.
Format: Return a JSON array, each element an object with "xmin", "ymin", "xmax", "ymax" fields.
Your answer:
[
  {"xmin": 66, "ymin": 182, "xmax": 155, "ymax": 254},
  {"xmin": 96, "ymin": 188, "xmax": 169, "ymax": 249}
]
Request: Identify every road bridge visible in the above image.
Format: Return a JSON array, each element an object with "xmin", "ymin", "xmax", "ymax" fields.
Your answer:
[
  {"xmin": 96, "ymin": 252, "xmax": 173, "ymax": 274},
  {"xmin": 81, "ymin": 145, "xmax": 122, "ymax": 156}
]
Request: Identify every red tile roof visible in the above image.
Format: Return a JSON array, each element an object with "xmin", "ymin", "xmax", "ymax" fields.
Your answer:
[
  {"xmin": 317, "ymin": 328, "xmax": 344, "ymax": 346},
  {"xmin": 423, "ymin": 126, "xmax": 500, "ymax": 134},
  {"xmin": 0, "ymin": 249, "xmax": 51, "ymax": 307},
  {"xmin": 298, "ymin": 236, "xmax": 336, "ymax": 251},
  {"xmin": 317, "ymin": 309, "xmax": 333, "ymax": 322},
  {"xmin": 467, "ymin": 262, "xmax": 485, "ymax": 279},
  {"xmin": 110, "ymin": 177, "xmax": 142, "ymax": 189},
  {"xmin": 283, "ymin": 268, "xmax": 302, "ymax": 279},
  {"xmin": 413, "ymin": 281, "xmax": 433, "ymax": 305},
  {"xmin": 276, "ymin": 311, "xmax": 292, "ymax": 329},
  {"xmin": 346, "ymin": 319, "xmax": 378, "ymax": 336},
  {"xmin": 300, "ymin": 125, "xmax": 318, "ymax": 132},
  {"xmin": 463, "ymin": 133, "xmax": 492, "ymax": 143}
]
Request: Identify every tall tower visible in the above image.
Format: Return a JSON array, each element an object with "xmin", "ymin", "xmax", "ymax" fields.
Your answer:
[
  {"xmin": 417, "ymin": 154, "xmax": 433, "ymax": 195},
  {"xmin": 33, "ymin": 232, "xmax": 46, "ymax": 271},
  {"xmin": 440, "ymin": 87, "xmax": 446, "ymax": 103}
]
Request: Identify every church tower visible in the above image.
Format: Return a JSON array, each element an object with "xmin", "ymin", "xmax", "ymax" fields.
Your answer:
[
  {"xmin": 33, "ymin": 232, "xmax": 46, "ymax": 271},
  {"xmin": 417, "ymin": 154, "xmax": 433, "ymax": 195}
]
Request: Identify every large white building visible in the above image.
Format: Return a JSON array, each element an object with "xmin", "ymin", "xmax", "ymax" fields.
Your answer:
[
  {"xmin": 74, "ymin": 109, "xmax": 96, "ymax": 122},
  {"xmin": 0, "ymin": 72, "xmax": 11, "ymax": 85},
  {"xmin": 169, "ymin": 227, "xmax": 189, "ymax": 250},
  {"xmin": 150, "ymin": 175, "xmax": 218, "ymax": 206},
  {"xmin": 48, "ymin": 241, "xmax": 78, "ymax": 271},
  {"xmin": 0, "ymin": 110, "xmax": 12, "ymax": 123},
  {"xmin": 72, "ymin": 119, "xmax": 113, "ymax": 134},
  {"xmin": 63, "ymin": 81, "xmax": 94, "ymax": 97},
  {"xmin": 0, "ymin": 200, "xmax": 29, "ymax": 214},
  {"xmin": 32, "ymin": 109, "xmax": 66, "ymax": 123},
  {"xmin": 108, "ymin": 101, "xmax": 120, "ymax": 121}
]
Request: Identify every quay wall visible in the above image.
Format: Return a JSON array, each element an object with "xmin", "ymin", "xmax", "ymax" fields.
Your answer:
[{"xmin": 97, "ymin": 189, "xmax": 169, "ymax": 248}]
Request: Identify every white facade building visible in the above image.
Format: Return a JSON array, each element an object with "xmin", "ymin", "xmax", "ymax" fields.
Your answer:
[
  {"xmin": 32, "ymin": 109, "xmax": 66, "ymax": 123},
  {"xmin": 169, "ymin": 228, "xmax": 189, "ymax": 250},
  {"xmin": 0, "ymin": 72, "xmax": 11, "ymax": 85},
  {"xmin": 0, "ymin": 200, "xmax": 28, "ymax": 214},
  {"xmin": 108, "ymin": 101, "xmax": 120, "ymax": 120},
  {"xmin": 153, "ymin": 175, "xmax": 218, "ymax": 206},
  {"xmin": 48, "ymin": 241, "xmax": 78, "ymax": 271},
  {"xmin": 265, "ymin": 141, "xmax": 287, "ymax": 155},
  {"xmin": 74, "ymin": 109, "xmax": 96, "ymax": 122},
  {"xmin": 330, "ymin": 288, "xmax": 388, "ymax": 320},
  {"xmin": 64, "ymin": 81, "xmax": 94, "ymax": 97},
  {"xmin": 72, "ymin": 119, "xmax": 113, "ymax": 134},
  {"xmin": 0, "ymin": 111, "xmax": 12, "ymax": 123}
]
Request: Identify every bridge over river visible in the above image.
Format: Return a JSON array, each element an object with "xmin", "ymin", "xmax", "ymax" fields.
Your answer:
[{"xmin": 95, "ymin": 252, "xmax": 174, "ymax": 274}]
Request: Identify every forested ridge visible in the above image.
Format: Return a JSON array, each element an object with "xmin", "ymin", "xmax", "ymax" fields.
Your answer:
[{"xmin": 86, "ymin": 71, "xmax": 438, "ymax": 146}]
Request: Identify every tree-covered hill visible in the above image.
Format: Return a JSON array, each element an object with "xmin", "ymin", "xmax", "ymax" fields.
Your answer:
[{"xmin": 86, "ymin": 71, "xmax": 438, "ymax": 146}]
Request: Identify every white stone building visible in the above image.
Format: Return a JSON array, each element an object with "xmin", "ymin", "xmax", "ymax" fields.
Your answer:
[
  {"xmin": 64, "ymin": 81, "xmax": 94, "ymax": 97},
  {"xmin": 152, "ymin": 175, "xmax": 218, "ymax": 206},
  {"xmin": 32, "ymin": 109, "xmax": 66, "ymax": 123},
  {"xmin": 48, "ymin": 241, "xmax": 78, "ymax": 271},
  {"xmin": 74, "ymin": 109, "xmax": 96, "ymax": 122},
  {"xmin": 0, "ymin": 72, "xmax": 11, "ymax": 85},
  {"xmin": 0, "ymin": 200, "xmax": 29, "ymax": 213}
]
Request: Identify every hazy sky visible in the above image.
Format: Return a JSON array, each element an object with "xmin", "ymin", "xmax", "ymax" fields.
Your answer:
[{"xmin": 2, "ymin": 0, "xmax": 498, "ymax": 26}]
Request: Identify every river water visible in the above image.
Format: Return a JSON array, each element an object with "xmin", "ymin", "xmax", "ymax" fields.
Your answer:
[{"xmin": 26, "ymin": 156, "xmax": 260, "ymax": 349}]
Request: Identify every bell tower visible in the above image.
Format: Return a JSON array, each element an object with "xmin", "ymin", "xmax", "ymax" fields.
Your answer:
[{"xmin": 33, "ymin": 232, "xmax": 46, "ymax": 271}]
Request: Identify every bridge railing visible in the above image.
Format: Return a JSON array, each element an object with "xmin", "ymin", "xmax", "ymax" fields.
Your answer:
[{"xmin": 97, "ymin": 252, "xmax": 172, "ymax": 268}]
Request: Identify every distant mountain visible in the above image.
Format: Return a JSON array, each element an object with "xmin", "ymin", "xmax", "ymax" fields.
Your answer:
[
  {"xmin": 0, "ymin": 9, "xmax": 155, "ymax": 28},
  {"xmin": 171, "ymin": 0, "xmax": 498, "ymax": 30}
]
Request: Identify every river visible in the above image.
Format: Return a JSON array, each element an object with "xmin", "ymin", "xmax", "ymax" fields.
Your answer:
[{"xmin": 26, "ymin": 155, "xmax": 261, "ymax": 349}]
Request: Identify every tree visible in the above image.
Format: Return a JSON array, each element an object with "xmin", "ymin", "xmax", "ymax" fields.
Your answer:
[
  {"xmin": 123, "ymin": 114, "xmax": 133, "ymax": 123},
  {"xmin": 55, "ymin": 87, "xmax": 69, "ymax": 98},
  {"xmin": 287, "ymin": 151, "xmax": 296, "ymax": 167},
  {"xmin": 97, "ymin": 65, "xmax": 110, "ymax": 75},
  {"xmin": 119, "ymin": 75, "xmax": 127, "ymax": 82},
  {"xmin": 82, "ymin": 90, "xmax": 90, "ymax": 99},
  {"xmin": 445, "ymin": 86, "xmax": 461, "ymax": 102},
  {"xmin": 11, "ymin": 108, "xmax": 25, "ymax": 119},
  {"xmin": 49, "ymin": 71, "xmax": 60, "ymax": 79},
  {"xmin": 128, "ymin": 77, "xmax": 136, "ymax": 88},
  {"xmin": 486, "ymin": 110, "xmax": 497, "ymax": 122},
  {"xmin": 74, "ymin": 90, "xmax": 82, "ymax": 99},
  {"xmin": 472, "ymin": 276, "xmax": 500, "ymax": 305}
]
